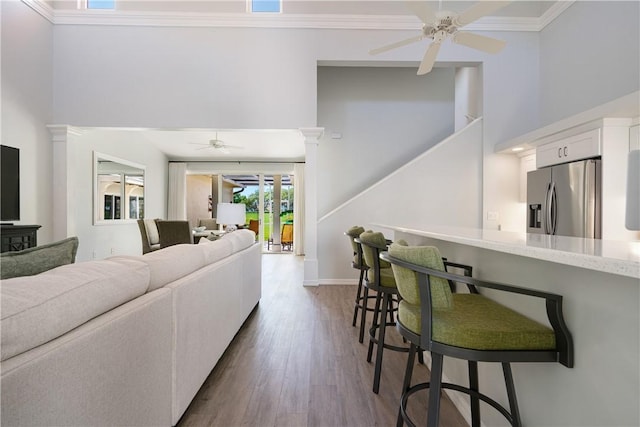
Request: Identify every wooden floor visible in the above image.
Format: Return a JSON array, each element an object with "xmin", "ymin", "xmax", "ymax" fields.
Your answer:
[{"xmin": 178, "ymin": 254, "xmax": 468, "ymax": 427}]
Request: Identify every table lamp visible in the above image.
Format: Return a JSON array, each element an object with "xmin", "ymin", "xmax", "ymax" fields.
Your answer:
[{"xmin": 216, "ymin": 203, "xmax": 246, "ymax": 232}]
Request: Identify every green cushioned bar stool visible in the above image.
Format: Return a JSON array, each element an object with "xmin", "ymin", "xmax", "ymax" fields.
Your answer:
[
  {"xmin": 381, "ymin": 242, "xmax": 574, "ymax": 427},
  {"xmin": 344, "ymin": 226, "xmax": 376, "ymax": 343},
  {"xmin": 356, "ymin": 230, "xmax": 412, "ymax": 394}
]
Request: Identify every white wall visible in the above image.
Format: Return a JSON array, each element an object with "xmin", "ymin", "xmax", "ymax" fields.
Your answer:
[
  {"xmin": 601, "ymin": 123, "xmax": 640, "ymax": 241},
  {"xmin": 479, "ymin": 31, "xmax": 540, "ymax": 232},
  {"xmin": 319, "ymin": 120, "xmax": 483, "ymax": 283},
  {"xmin": 1, "ymin": 1, "xmax": 54, "ymax": 242},
  {"xmin": 186, "ymin": 175, "xmax": 212, "ymax": 229},
  {"xmin": 539, "ymin": 1, "xmax": 640, "ymax": 126},
  {"xmin": 454, "ymin": 66, "xmax": 481, "ymax": 131},
  {"xmin": 316, "ymin": 66, "xmax": 455, "ymax": 217},
  {"xmin": 52, "ymin": 26, "xmax": 319, "ymax": 129},
  {"xmin": 51, "ymin": 24, "xmax": 540, "ymax": 143},
  {"xmin": 58, "ymin": 129, "xmax": 168, "ymax": 261}
]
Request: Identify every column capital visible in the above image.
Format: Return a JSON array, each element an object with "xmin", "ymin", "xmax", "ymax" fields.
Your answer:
[
  {"xmin": 47, "ymin": 124, "xmax": 83, "ymax": 142},
  {"xmin": 299, "ymin": 127, "xmax": 324, "ymax": 142}
]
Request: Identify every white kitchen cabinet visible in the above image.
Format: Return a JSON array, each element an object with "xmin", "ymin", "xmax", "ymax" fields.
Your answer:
[{"xmin": 536, "ymin": 129, "xmax": 602, "ymax": 168}]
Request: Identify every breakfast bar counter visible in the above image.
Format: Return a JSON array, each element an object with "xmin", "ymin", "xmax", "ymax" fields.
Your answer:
[
  {"xmin": 372, "ymin": 223, "xmax": 639, "ymax": 427},
  {"xmin": 374, "ymin": 224, "xmax": 639, "ymax": 278}
]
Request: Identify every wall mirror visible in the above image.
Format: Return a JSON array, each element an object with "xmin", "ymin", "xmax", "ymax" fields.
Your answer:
[{"xmin": 94, "ymin": 152, "xmax": 145, "ymax": 224}]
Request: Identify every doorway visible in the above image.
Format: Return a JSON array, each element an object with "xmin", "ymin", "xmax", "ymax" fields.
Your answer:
[
  {"xmin": 228, "ymin": 174, "xmax": 294, "ymax": 253},
  {"xmin": 186, "ymin": 171, "xmax": 295, "ymax": 254}
]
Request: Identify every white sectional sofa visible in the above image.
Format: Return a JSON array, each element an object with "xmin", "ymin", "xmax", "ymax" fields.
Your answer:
[{"xmin": 0, "ymin": 229, "xmax": 261, "ymax": 426}]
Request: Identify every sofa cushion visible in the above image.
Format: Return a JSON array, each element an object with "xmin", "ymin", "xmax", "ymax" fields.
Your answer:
[
  {"xmin": 198, "ymin": 237, "xmax": 233, "ymax": 264},
  {"xmin": 221, "ymin": 229, "xmax": 256, "ymax": 253},
  {"xmin": 0, "ymin": 257, "xmax": 150, "ymax": 361},
  {"xmin": 0, "ymin": 237, "xmax": 79, "ymax": 280},
  {"xmin": 133, "ymin": 244, "xmax": 208, "ymax": 291}
]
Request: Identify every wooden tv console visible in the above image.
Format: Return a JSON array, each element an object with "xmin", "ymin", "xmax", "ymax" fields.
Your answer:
[{"xmin": 0, "ymin": 224, "xmax": 41, "ymax": 253}]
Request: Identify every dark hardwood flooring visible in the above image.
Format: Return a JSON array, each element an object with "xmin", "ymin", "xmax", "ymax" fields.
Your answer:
[{"xmin": 177, "ymin": 254, "xmax": 468, "ymax": 427}]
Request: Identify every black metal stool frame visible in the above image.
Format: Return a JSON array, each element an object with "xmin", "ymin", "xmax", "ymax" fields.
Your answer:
[
  {"xmin": 356, "ymin": 237, "xmax": 417, "ymax": 394},
  {"xmin": 380, "ymin": 252, "xmax": 574, "ymax": 427},
  {"xmin": 344, "ymin": 233, "xmax": 378, "ymax": 343}
]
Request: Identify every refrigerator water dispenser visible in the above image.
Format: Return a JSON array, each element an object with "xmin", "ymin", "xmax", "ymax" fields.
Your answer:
[{"xmin": 529, "ymin": 204, "xmax": 542, "ymax": 229}]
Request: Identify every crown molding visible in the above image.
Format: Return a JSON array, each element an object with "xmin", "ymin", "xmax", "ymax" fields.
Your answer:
[
  {"xmin": 22, "ymin": 0, "xmax": 55, "ymax": 23},
  {"xmin": 538, "ymin": 0, "xmax": 576, "ymax": 30},
  {"xmin": 23, "ymin": 0, "xmax": 570, "ymax": 32}
]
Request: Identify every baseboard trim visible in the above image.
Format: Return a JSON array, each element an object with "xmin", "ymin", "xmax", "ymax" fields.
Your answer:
[{"xmin": 319, "ymin": 279, "xmax": 359, "ymax": 285}]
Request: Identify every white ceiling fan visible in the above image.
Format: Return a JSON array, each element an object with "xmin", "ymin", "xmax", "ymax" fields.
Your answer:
[
  {"xmin": 188, "ymin": 132, "xmax": 244, "ymax": 154},
  {"xmin": 370, "ymin": 1, "xmax": 511, "ymax": 75}
]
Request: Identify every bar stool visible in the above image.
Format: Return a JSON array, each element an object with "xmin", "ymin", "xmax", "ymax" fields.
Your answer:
[
  {"xmin": 344, "ymin": 226, "xmax": 375, "ymax": 343},
  {"xmin": 356, "ymin": 230, "xmax": 410, "ymax": 394},
  {"xmin": 382, "ymin": 241, "xmax": 574, "ymax": 427}
]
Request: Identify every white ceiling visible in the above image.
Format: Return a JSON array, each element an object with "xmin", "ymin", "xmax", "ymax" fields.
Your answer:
[{"xmin": 139, "ymin": 128, "xmax": 306, "ymax": 162}]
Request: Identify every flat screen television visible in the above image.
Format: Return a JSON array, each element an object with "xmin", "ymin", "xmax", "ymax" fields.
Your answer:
[{"xmin": 1, "ymin": 145, "xmax": 20, "ymax": 222}]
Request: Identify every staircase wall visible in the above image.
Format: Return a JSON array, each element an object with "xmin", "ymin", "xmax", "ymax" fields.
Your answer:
[{"xmin": 318, "ymin": 119, "xmax": 483, "ymax": 284}]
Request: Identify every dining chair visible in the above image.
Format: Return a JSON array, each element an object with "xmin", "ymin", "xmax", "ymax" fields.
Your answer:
[
  {"xmin": 137, "ymin": 219, "xmax": 161, "ymax": 254},
  {"xmin": 157, "ymin": 220, "xmax": 192, "ymax": 248}
]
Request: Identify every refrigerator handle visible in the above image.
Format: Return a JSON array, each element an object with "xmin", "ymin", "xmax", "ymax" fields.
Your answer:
[
  {"xmin": 550, "ymin": 182, "xmax": 558, "ymax": 235},
  {"xmin": 546, "ymin": 182, "xmax": 557, "ymax": 235},
  {"xmin": 584, "ymin": 160, "xmax": 596, "ymax": 238},
  {"xmin": 544, "ymin": 183, "xmax": 551, "ymax": 233}
]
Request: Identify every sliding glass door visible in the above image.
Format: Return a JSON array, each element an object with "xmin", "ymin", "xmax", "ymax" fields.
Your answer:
[{"xmin": 185, "ymin": 163, "xmax": 297, "ymax": 254}]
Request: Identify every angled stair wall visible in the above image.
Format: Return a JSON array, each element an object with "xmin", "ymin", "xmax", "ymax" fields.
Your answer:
[{"xmin": 318, "ymin": 119, "xmax": 484, "ymax": 284}]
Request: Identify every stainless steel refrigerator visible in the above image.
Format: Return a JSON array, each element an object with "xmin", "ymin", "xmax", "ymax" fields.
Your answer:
[{"xmin": 526, "ymin": 158, "xmax": 602, "ymax": 238}]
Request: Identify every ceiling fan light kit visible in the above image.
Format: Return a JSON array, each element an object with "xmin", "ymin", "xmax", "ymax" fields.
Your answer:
[{"xmin": 370, "ymin": 1, "xmax": 511, "ymax": 75}]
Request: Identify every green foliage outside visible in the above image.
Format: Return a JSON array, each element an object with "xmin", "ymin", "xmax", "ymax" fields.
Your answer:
[
  {"xmin": 245, "ymin": 211, "xmax": 294, "ymax": 242},
  {"xmin": 234, "ymin": 187, "xmax": 294, "ymax": 213},
  {"xmin": 237, "ymin": 187, "xmax": 294, "ymax": 242}
]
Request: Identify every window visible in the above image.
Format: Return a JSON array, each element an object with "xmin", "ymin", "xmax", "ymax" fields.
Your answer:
[
  {"xmin": 82, "ymin": 0, "xmax": 115, "ymax": 10},
  {"xmin": 249, "ymin": 0, "xmax": 281, "ymax": 13}
]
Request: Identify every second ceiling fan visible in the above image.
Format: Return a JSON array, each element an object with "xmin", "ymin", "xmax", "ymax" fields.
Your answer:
[{"xmin": 370, "ymin": 1, "xmax": 511, "ymax": 75}]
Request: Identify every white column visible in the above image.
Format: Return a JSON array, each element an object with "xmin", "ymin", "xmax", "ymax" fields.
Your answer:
[
  {"xmin": 47, "ymin": 125, "xmax": 82, "ymax": 241},
  {"xmin": 271, "ymin": 174, "xmax": 282, "ymax": 252},
  {"xmin": 168, "ymin": 162, "xmax": 187, "ymax": 220},
  {"xmin": 300, "ymin": 127, "xmax": 324, "ymax": 286}
]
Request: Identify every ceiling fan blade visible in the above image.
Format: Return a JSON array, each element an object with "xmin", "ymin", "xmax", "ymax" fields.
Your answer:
[
  {"xmin": 417, "ymin": 41, "xmax": 441, "ymax": 75},
  {"xmin": 369, "ymin": 34, "xmax": 424, "ymax": 55},
  {"xmin": 453, "ymin": 31, "xmax": 506, "ymax": 54},
  {"xmin": 456, "ymin": 1, "xmax": 511, "ymax": 26},
  {"xmin": 405, "ymin": 0, "xmax": 436, "ymax": 25}
]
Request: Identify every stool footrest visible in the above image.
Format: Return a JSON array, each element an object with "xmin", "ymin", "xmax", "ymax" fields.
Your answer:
[
  {"xmin": 399, "ymin": 381, "xmax": 516, "ymax": 427},
  {"xmin": 369, "ymin": 324, "xmax": 411, "ymax": 353}
]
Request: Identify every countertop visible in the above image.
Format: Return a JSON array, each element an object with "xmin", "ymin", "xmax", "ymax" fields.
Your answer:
[{"xmin": 373, "ymin": 224, "xmax": 640, "ymax": 279}]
